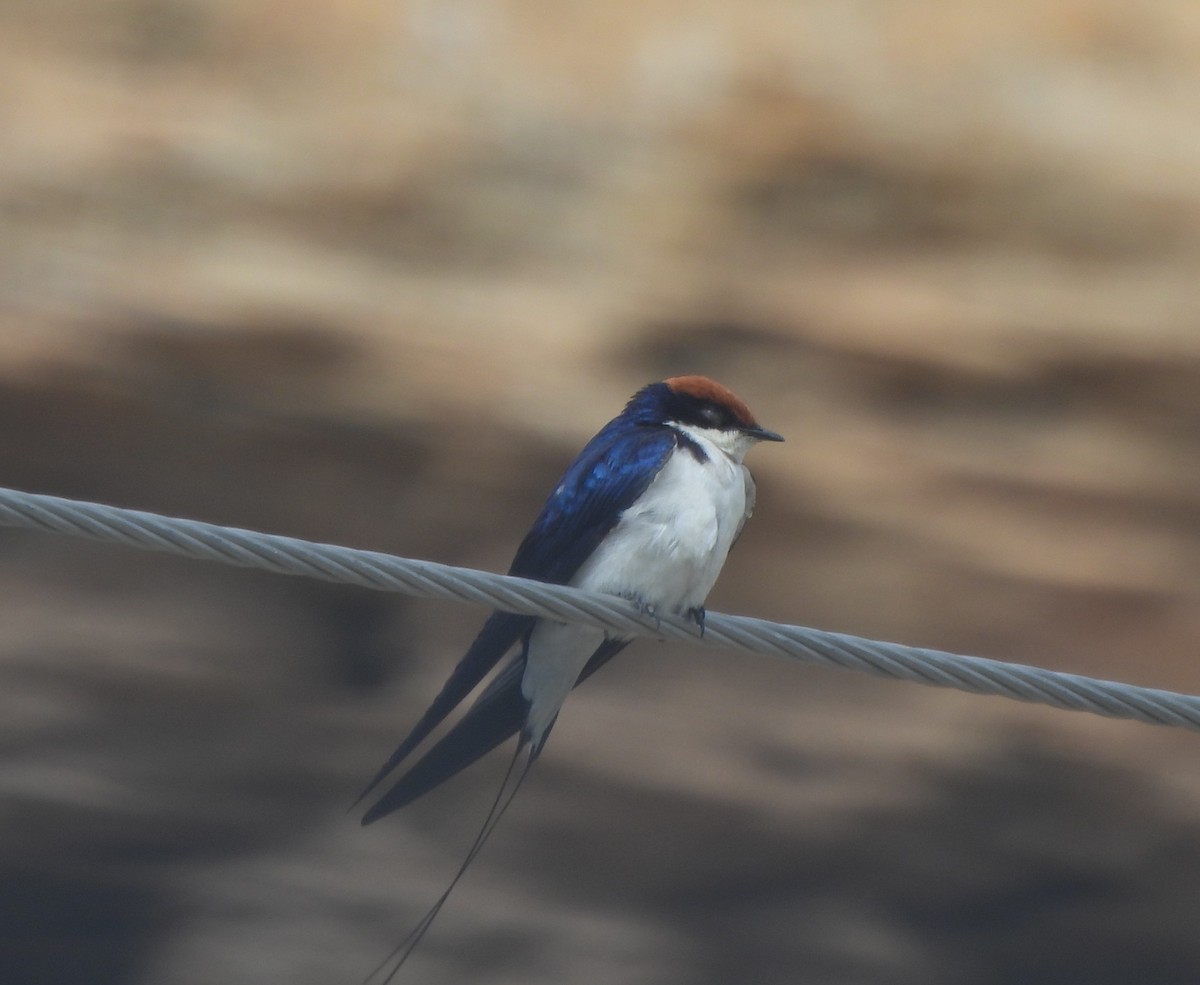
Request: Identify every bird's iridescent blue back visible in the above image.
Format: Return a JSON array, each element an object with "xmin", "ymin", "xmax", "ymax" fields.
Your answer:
[{"xmin": 508, "ymin": 409, "xmax": 678, "ymax": 585}]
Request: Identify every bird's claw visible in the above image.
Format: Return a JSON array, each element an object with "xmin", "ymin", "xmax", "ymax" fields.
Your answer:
[
  {"xmin": 636, "ymin": 601, "xmax": 661, "ymax": 630},
  {"xmin": 626, "ymin": 597, "xmax": 704, "ymax": 637}
]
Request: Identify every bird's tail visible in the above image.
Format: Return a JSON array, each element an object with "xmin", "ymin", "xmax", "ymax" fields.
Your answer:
[{"xmin": 363, "ymin": 738, "xmax": 538, "ymax": 984}]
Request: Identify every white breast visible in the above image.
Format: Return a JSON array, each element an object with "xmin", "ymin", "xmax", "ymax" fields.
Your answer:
[
  {"xmin": 569, "ymin": 429, "xmax": 754, "ymax": 616},
  {"xmin": 520, "ymin": 425, "xmax": 758, "ymax": 742}
]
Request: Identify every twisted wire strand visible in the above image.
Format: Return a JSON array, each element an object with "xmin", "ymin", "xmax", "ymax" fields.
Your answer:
[{"xmin": 1, "ymin": 485, "xmax": 1198, "ymax": 732}]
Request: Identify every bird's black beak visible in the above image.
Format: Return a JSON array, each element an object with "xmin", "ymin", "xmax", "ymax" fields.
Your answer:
[{"xmin": 745, "ymin": 424, "xmax": 784, "ymax": 442}]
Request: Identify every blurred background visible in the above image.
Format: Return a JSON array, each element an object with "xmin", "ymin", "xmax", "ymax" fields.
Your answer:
[{"xmin": 3, "ymin": 2, "xmax": 1200, "ymax": 983}]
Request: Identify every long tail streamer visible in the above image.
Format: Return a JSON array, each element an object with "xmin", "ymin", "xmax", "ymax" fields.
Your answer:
[{"xmin": 364, "ymin": 741, "xmax": 538, "ymax": 984}]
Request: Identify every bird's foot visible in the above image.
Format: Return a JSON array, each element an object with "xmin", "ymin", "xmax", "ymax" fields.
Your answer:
[
  {"xmin": 624, "ymin": 595, "xmax": 661, "ymax": 630},
  {"xmin": 686, "ymin": 606, "xmax": 706, "ymax": 637}
]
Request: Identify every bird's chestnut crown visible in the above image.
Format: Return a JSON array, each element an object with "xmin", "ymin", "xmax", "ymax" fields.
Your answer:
[{"xmin": 638, "ymin": 371, "xmax": 787, "ymax": 441}]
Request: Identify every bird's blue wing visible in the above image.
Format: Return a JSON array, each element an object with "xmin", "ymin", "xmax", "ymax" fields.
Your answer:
[
  {"xmin": 361, "ymin": 638, "xmax": 629, "ymax": 824},
  {"xmin": 357, "ymin": 424, "xmax": 675, "ymax": 813},
  {"xmin": 353, "ymin": 611, "xmax": 533, "ymax": 807},
  {"xmin": 509, "ymin": 424, "xmax": 678, "ymax": 582}
]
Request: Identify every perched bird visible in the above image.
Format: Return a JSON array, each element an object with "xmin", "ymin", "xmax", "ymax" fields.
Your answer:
[{"xmin": 359, "ymin": 376, "xmax": 782, "ymax": 979}]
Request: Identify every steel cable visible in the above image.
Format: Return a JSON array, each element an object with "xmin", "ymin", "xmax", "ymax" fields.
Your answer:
[{"xmin": 1, "ymin": 486, "xmax": 1198, "ymax": 731}]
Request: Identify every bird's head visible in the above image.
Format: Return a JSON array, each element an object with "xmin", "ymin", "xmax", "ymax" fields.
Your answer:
[{"xmin": 627, "ymin": 375, "xmax": 783, "ymax": 461}]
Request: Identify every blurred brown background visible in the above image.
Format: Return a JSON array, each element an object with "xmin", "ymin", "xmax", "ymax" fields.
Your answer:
[{"xmin": 4, "ymin": 3, "xmax": 1200, "ymax": 983}]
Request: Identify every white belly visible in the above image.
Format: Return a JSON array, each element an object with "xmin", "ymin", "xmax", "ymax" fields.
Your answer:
[
  {"xmin": 570, "ymin": 443, "xmax": 749, "ymax": 615},
  {"xmin": 521, "ymin": 437, "xmax": 752, "ymax": 744}
]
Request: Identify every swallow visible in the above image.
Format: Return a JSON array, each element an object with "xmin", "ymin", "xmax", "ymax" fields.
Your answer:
[{"xmin": 358, "ymin": 376, "xmax": 782, "ymax": 979}]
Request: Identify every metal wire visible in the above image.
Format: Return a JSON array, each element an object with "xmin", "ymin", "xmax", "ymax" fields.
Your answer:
[{"xmin": 1, "ymin": 485, "xmax": 1198, "ymax": 731}]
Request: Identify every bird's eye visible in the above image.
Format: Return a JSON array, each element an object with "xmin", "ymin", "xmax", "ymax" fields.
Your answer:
[{"xmin": 699, "ymin": 404, "xmax": 723, "ymax": 427}]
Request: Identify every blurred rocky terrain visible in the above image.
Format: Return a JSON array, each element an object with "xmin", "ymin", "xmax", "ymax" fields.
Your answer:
[{"xmin": 3, "ymin": 3, "xmax": 1200, "ymax": 983}]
